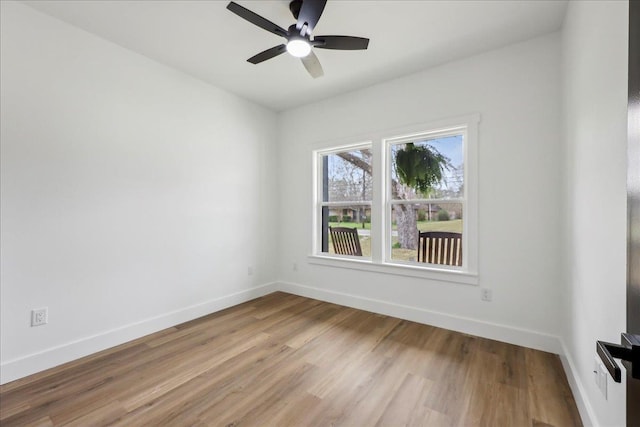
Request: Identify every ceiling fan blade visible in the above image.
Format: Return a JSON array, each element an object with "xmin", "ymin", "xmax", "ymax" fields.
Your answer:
[
  {"xmin": 313, "ymin": 35, "xmax": 369, "ymax": 50},
  {"xmin": 247, "ymin": 44, "xmax": 287, "ymax": 64},
  {"xmin": 301, "ymin": 50, "xmax": 324, "ymax": 78},
  {"xmin": 296, "ymin": 0, "xmax": 327, "ymax": 35},
  {"xmin": 227, "ymin": 2, "xmax": 288, "ymax": 38}
]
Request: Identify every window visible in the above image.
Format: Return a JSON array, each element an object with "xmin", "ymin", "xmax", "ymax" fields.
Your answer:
[
  {"xmin": 316, "ymin": 144, "xmax": 372, "ymax": 257},
  {"xmin": 387, "ymin": 131, "xmax": 464, "ymax": 267},
  {"xmin": 313, "ymin": 115, "xmax": 478, "ymax": 284}
]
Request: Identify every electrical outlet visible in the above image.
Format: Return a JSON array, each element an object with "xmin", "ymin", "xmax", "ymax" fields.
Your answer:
[
  {"xmin": 593, "ymin": 357, "xmax": 608, "ymax": 399},
  {"xmin": 293, "ymin": 262, "xmax": 298, "ymax": 271},
  {"xmin": 600, "ymin": 367, "xmax": 608, "ymax": 399},
  {"xmin": 480, "ymin": 288, "xmax": 492, "ymax": 302},
  {"xmin": 31, "ymin": 307, "xmax": 48, "ymax": 327},
  {"xmin": 247, "ymin": 267, "xmax": 254, "ymax": 276}
]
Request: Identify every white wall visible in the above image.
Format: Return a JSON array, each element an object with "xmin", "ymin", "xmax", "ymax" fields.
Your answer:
[
  {"xmin": 0, "ymin": 1, "xmax": 278, "ymax": 383},
  {"xmin": 2, "ymin": 4, "xmax": 631, "ymax": 425},
  {"xmin": 561, "ymin": 1, "xmax": 629, "ymax": 426},
  {"xmin": 277, "ymin": 34, "xmax": 564, "ymax": 349}
]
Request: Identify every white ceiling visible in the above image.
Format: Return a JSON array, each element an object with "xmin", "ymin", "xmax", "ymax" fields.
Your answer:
[{"xmin": 23, "ymin": 0, "xmax": 568, "ymax": 111}]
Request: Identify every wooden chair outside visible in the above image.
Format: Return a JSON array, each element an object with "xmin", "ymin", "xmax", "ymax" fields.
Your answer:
[
  {"xmin": 329, "ymin": 226, "xmax": 363, "ymax": 256},
  {"xmin": 417, "ymin": 231, "xmax": 462, "ymax": 266}
]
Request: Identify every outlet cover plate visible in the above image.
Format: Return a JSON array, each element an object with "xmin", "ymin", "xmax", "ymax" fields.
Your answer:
[
  {"xmin": 480, "ymin": 288, "xmax": 493, "ymax": 302},
  {"xmin": 31, "ymin": 307, "xmax": 48, "ymax": 326}
]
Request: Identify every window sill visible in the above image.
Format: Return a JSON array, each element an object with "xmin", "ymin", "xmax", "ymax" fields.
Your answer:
[{"xmin": 307, "ymin": 255, "xmax": 479, "ymax": 286}]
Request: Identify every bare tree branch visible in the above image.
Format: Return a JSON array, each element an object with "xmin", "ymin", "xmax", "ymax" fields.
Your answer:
[
  {"xmin": 337, "ymin": 152, "xmax": 405, "ymax": 202},
  {"xmin": 336, "ymin": 152, "xmax": 371, "ymax": 175}
]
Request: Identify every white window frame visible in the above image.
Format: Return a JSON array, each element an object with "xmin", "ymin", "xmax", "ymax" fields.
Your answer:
[
  {"xmin": 385, "ymin": 127, "xmax": 467, "ymax": 270},
  {"xmin": 310, "ymin": 114, "xmax": 479, "ymax": 286},
  {"xmin": 312, "ymin": 142, "xmax": 373, "ymax": 261}
]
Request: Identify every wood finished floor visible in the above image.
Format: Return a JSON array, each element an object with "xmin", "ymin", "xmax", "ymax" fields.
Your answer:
[{"xmin": 0, "ymin": 292, "xmax": 582, "ymax": 427}]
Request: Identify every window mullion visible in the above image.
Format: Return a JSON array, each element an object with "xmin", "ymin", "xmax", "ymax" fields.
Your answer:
[
  {"xmin": 371, "ymin": 138, "xmax": 384, "ymax": 263},
  {"xmin": 389, "ymin": 198, "xmax": 465, "ymax": 205},
  {"xmin": 321, "ymin": 201, "xmax": 371, "ymax": 207}
]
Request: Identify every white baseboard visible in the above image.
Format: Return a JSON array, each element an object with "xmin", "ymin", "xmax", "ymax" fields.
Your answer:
[
  {"xmin": 0, "ymin": 282, "xmax": 278, "ymax": 385},
  {"xmin": 1, "ymin": 279, "xmax": 595, "ymax": 427},
  {"xmin": 278, "ymin": 281, "xmax": 563, "ymax": 354},
  {"xmin": 559, "ymin": 339, "xmax": 598, "ymax": 427}
]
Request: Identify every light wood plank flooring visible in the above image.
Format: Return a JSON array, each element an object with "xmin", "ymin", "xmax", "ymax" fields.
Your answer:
[{"xmin": 0, "ymin": 292, "xmax": 582, "ymax": 426}]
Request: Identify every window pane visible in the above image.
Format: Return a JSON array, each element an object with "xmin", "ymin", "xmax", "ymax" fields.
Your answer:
[
  {"xmin": 390, "ymin": 203, "xmax": 463, "ymax": 265},
  {"xmin": 390, "ymin": 135, "xmax": 463, "ymax": 201},
  {"xmin": 320, "ymin": 204, "xmax": 371, "ymax": 257},
  {"xmin": 322, "ymin": 148, "xmax": 372, "ymax": 202}
]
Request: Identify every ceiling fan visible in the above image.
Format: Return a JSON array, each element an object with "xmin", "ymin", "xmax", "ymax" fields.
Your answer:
[{"xmin": 226, "ymin": 0, "xmax": 369, "ymax": 78}]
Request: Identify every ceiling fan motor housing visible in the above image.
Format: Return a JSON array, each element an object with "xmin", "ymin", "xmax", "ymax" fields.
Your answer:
[{"xmin": 288, "ymin": 24, "xmax": 309, "ymax": 40}]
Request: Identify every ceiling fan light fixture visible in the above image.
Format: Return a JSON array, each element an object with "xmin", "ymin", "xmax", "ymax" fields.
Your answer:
[
  {"xmin": 226, "ymin": 0, "xmax": 369, "ymax": 77},
  {"xmin": 286, "ymin": 39, "xmax": 311, "ymax": 58}
]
